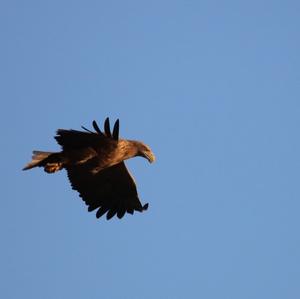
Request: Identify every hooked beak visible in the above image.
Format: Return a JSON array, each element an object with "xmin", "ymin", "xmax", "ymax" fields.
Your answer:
[{"xmin": 144, "ymin": 152, "xmax": 156, "ymax": 163}]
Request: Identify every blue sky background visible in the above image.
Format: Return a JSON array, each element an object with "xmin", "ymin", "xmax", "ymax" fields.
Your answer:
[{"xmin": 1, "ymin": 1, "xmax": 300, "ymax": 298}]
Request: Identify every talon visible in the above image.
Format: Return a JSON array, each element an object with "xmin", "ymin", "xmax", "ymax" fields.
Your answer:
[{"xmin": 44, "ymin": 163, "xmax": 62, "ymax": 173}]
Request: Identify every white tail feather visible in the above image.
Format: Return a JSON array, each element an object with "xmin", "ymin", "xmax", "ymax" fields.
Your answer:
[{"xmin": 23, "ymin": 151, "xmax": 53, "ymax": 170}]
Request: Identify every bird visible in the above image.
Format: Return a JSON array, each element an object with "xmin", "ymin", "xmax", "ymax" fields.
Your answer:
[{"xmin": 23, "ymin": 118, "xmax": 155, "ymax": 220}]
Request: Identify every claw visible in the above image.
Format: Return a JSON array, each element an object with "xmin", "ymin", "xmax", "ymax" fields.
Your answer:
[{"xmin": 44, "ymin": 163, "xmax": 63, "ymax": 173}]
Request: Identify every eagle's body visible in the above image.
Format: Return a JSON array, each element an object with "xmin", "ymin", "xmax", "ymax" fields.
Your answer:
[{"xmin": 23, "ymin": 118, "xmax": 155, "ymax": 220}]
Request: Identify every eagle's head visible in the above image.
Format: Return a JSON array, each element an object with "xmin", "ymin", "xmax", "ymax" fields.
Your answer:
[{"xmin": 118, "ymin": 140, "xmax": 155, "ymax": 163}]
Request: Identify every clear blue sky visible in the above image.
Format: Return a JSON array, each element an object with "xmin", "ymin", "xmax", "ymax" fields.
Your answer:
[{"xmin": 1, "ymin": 1, "xmax": 300, "ymax": 298}]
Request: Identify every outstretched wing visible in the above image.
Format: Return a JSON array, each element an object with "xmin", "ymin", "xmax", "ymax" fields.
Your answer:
[
  {"xmin": 55, "ymin": 129, "xmax": 106, "ymax": 150},
  {"xmin": 55, "ymin": 118, "xmax": 119, "ymax": 151},
  {"xmin": 65, "ymin": 161, "xmax": 149, "ymax": 220}
]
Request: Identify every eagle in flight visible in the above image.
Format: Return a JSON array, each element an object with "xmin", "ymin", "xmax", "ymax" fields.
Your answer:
[{"xmin": 23, "ymin": 118, "xmax": 155, "ymax": 220}]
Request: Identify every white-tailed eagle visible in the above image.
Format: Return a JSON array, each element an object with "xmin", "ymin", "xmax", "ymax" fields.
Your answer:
[{"xmin": 23, "ymin": 118, "xmax": 155, "ymax": 220}]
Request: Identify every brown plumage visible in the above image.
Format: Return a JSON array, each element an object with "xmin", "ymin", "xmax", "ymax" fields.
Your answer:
[{"xmin": 23, "ymin": 118, "xmax": 155, "ymax": 220}]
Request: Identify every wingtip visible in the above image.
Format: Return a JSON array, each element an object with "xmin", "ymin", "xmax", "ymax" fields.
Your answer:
[
  {"xmin": 143, "ymin": 203, "xmax": 149, "ymax": 211},
  {"xmin": 92, "ymin": 120, "xmax": 101, "ymax": 134},
  {"xmin": 106, "ymin": 208, "xmax": 117, "ymax": 220},
  {"xmin": 81, "ymin": 125, "xmax": 93, "ymax": 133},
  {"xmin": 104, "ymin": 117, "xmax": 112, "ymax": 137},
  {"xmin": 112, "ymin": 119, "xmax": 120, "ymax": 140}
]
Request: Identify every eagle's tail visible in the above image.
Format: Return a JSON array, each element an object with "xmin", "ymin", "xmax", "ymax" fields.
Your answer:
[{"xmin": 23, "ymin": 151, "xmax": 63, "ymax": 173}]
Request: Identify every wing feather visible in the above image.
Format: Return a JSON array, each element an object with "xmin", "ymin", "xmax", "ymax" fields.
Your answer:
[
  {"xmin": 104, "ymin": 117, "xmax": 112, "ymax": 137},
  {"xmin": 117, "ymin": 206, "xmax": 126, "ymax": 219},
  {"xmin": 96, "ymin": 206, "xmax": 110, "ymax": 218},
  {"xmin": 112, "ymin": 119, "xmax": 119, "ymax": 140},
  {"xmin": 81, "ymin": 126, "xmax": 94, "ymax": 133},
  {"xmin": 92, "ymin": 120, "xmax": 104, "ymax": 135},
  {"xmin": 106, "ymin": 208, "xmax": 118, "ymax": 220}
]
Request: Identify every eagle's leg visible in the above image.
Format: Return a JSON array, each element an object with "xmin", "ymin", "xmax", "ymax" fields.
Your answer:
[{"xmin": 44, "ymin": 162, "xmax": 63, "ymax": 173}]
